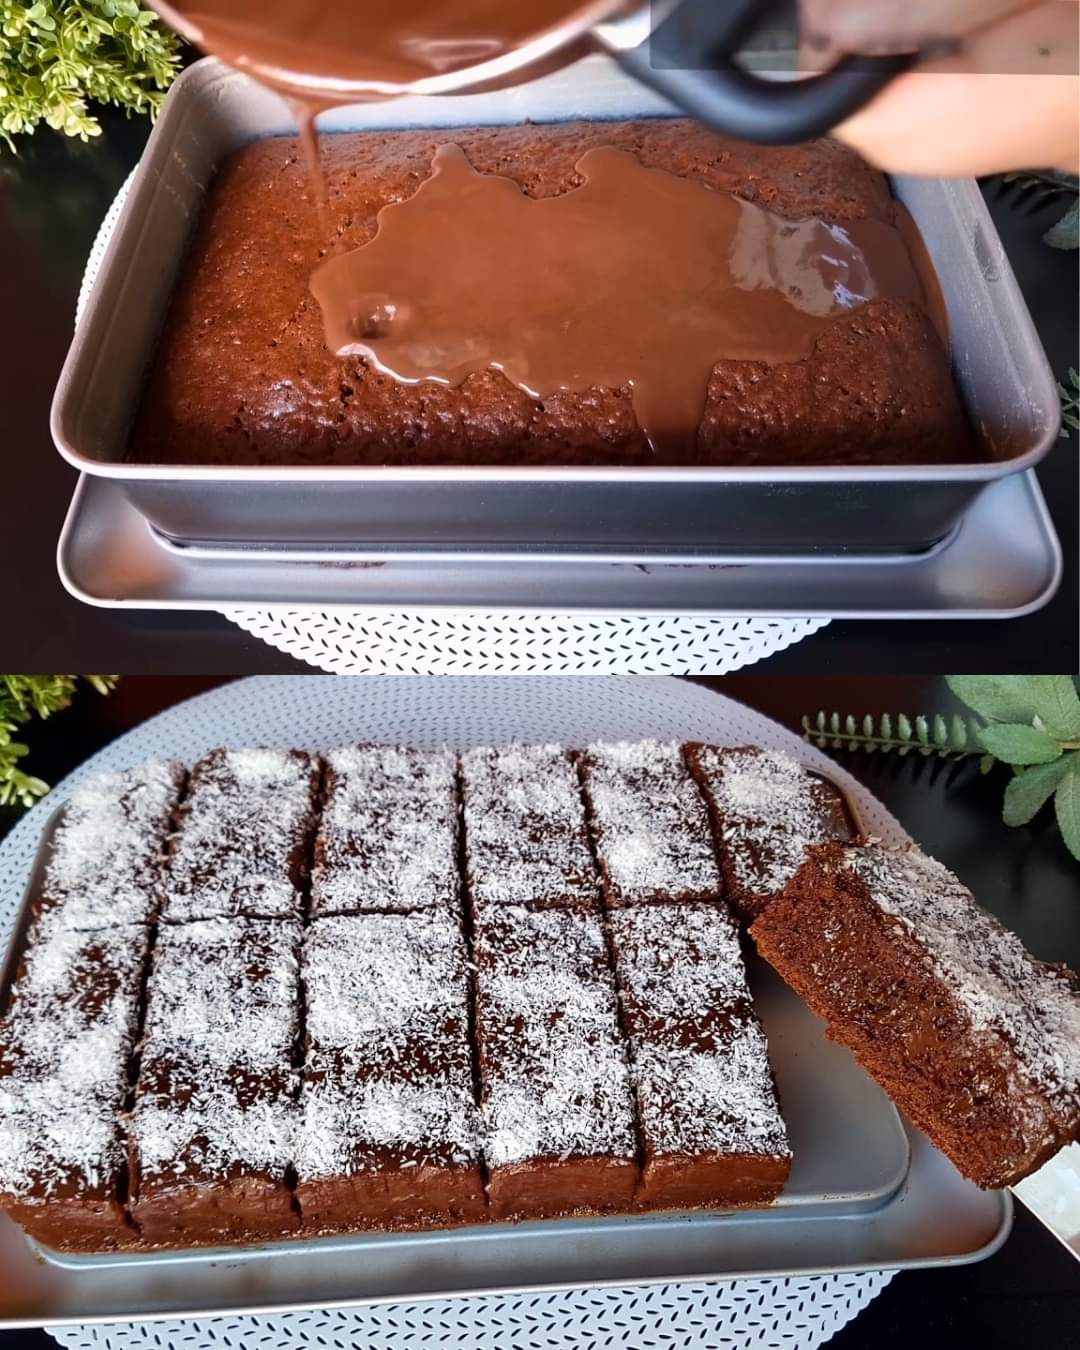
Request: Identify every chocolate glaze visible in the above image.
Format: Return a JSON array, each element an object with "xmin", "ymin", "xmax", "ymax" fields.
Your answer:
[
  {"xmin": 310, "ymin": 142, "xmax": 929, "ymax": 458},
  {"xmin": 158, "ymin": 0, "xmax": 587, "ymax": 96}
]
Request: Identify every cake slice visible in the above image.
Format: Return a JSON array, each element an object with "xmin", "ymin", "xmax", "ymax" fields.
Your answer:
[
  {"xmin": 577, "ymin": 740, "xmax": 720, "ymax": 907},
  {"xmin": 128, "ymin": 917, "xmax": 301, "ymax": 1243},
  {"xmin": 473, "ymin": 905, "xmax": 638, "ymax": 1219},
  {"xmin": 163, "ymin": 748, "xmax": 319, "ymax": 922},
  {"xmin": 0, "ymin": 918, "xmax": 150, "ymax": 1250},
  {"xmin": 461, "ymin": 743, "xmax": 598, "ymax": 911},
  {"xmin": 36, "ymin": 761, "xmax": 185, "ymax": 930},
  {"xmin": 687, "ymin": 744, "xmax": 854, "ymax": 921},
  {"xmin": 311, "ymin": 745, "xmax": 459, "ymax": 918},
  {"xmin": 752, "ymin": 840, "xmax": 1080, "ymax": 1188},
  {"xmin": 295, "ymin": 911, "xmax": 485, "ymax": 1231},
  {"xmin": 609, "ymin": 902, "xmax": 791, "ymax": 1209}
]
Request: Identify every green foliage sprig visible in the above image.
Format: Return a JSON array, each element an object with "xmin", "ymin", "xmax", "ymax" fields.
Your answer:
[
  {"xmin": 1060, "ymin": 368, "xmax": 1080, "ymax": 439},
  {"xmin": 803, "ymin": 675, "xmax": 1080, "ymax": 862},
  {"xmin": 0, "ymin": 675, "xmax": 117, "ymax": 807},
  {"xmin": 0, "ymin": 1, "xmax": 181, "ymax": 151}
]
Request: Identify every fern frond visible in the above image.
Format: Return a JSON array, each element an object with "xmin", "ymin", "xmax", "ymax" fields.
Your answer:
[{"xmin": 802, "ymin": 711, "xmax": 984, "ymax": 759}]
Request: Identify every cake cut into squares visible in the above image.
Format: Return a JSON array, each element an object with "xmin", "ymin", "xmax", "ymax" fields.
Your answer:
[
  {"xmin": 0, "ymin": 918, "xmax": 150, "ymax": 1250},
  {"xmin": 687, "ymin": 744, "xmax": 854, "ymax": 922},
  {"xmin": 461, "ymin": 743, "xmax": 598, "ymax": 912},
  {"xmin": 295, "ymin": 911, "xmax": 485, "ymax": 1231},
  {"xmin": 578, "ymin": 740, "xmax": 720, "ymax": 907},
  {"xmin": 311, "ymin": 745, "xmax": 459, "ymax": 918},
  {"xmin": 36, "ymin": 761, "xmax": 185, "ymax": 930},
  {"xmin": 163, "ymin": 748, "xmax": 319, "ymax": 922},
  {"xmin": 752, "ymin": 840, "xmax": 1080, "ymax": 1188},
  {"xmin": 128, "ymin": 917, "xmax": 301, "ymax": 1243},
  {"xmin": 473, "ymin": 905, "xmax": 638, "ymax": 1219},
  {"xmin": 609, "ymin": 902, "xmax": 791, "ymax": 1209}
]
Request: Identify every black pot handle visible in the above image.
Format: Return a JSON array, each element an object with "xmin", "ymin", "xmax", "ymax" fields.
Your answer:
[{"xmin": 611, "ymin": 0, "xmax": 915, "ymax": 145}]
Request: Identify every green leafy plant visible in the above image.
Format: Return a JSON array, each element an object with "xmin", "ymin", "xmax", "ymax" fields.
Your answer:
[
  {"xmin": 803, "ymin": 675, "xmax": 1080, "ymax": 862},
  {"xmin": 997, "ymin": 170, "xmax": 1079, "ymax": 250},
  {"xmin": 1060, "ymin": 368, "xmax": 1080, "ymax": 439},
  {"xmin": 0, "ymin": 675, "xmax": 117, "ymax": 807},
  {"xmin": 0, "ymin": 1, "xmax": 181, "ymax": 151}
]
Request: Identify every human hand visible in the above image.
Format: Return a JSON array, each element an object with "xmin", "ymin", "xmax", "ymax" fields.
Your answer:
[{"xmin": 799, "ymin": 0, "xmax": 1079, "ymax": 175}]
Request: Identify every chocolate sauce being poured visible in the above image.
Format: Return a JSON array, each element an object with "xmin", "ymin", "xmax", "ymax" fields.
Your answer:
[
  {"xmin": 154, "ymin": 0, "xmax": 588, "ymax": 97},
  {"xmin": 310, "ymin": 144, "xmax": 929, "ymax": 457}
]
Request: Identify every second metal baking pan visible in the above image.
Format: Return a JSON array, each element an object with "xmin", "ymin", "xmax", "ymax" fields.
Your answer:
[
  {"xmin": 0, "ymin": 791, "xmax": 1010, "ymax": 1327},
  {"xmin": 50, "ymin": 57, "xmax": 1061, "ymax": 558}
]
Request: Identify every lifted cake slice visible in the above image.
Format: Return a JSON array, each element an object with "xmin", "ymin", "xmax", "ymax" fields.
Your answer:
[
  {"xmin": 608, "ymin": 902, "xmax": 791, "ymax": 1209},
  {"xmin": 752, "ymin": 840, "xmax": 1080, "ymax": 1188},
  {"xmin": 163, "ymin": 748, "xmax": 319, "ymax": 923},
  {"xmin": 687, "ymin": 744, "xmax": 854, "ymax": 922},
  {"xmin": 37, "ymin": 761, "xmax": 185, "ymax": 930},
  {"xmin": 0, "ymin": 918, "xmax": 150, "ymax": 1251},
  {"xmin": 311, "ymin": 746, "xmax": 459, "ymax": 918},
  {"xmin": 129, "ymin": 917, "xmax": 301, "ymax": 1243},
  {"xmin": 578, "ymin": 740, "xmax": 720, "ymax": 907},
  {"xmin": 295, "ymin": 911, "xmax": 484, "ymax": 1231},
  {"xmin": 461, "ymin": 743, "xmax": 598, "ymax": 912},
  {"xmin": 473, "ymin": 905, "xmax": 637, "ymax": 1219}
]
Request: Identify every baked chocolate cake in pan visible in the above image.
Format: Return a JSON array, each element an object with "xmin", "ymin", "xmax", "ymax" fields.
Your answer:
[
  {"xmin": 461, "ymin": 743, "xmax": 599, "ymax": 912},
  {"xmin": 163, "ymin": 748, "xmax": 319, "ymax": 923},
  {"xmin": 295, "ymin": 912, "xmax": 485, "ymax": 1231},
  {"xmin": 687, "ymin": 745, "xmax": 854, "ymax": 922},
  {"xmin": 128, "ymin": 916, "xmax": 301, "ymax": 1243},
  {"xmin": 578, "ymin": 740, "xmax": 720, "ymax": 907},
  {"xmin": 128, "ymin": 121, "xmax": 975, "ymax": 470},
  {"xmin": 0, "ymin": 917, "xmax": 150, "ymax": 1251},
  {"xmin": 609, "ymin": 903, "xmax": 791, "ymax": 1209},
  {"xmin": 472, "ymin": 904, "xmax": 638, "ymax": 1219},
  {"xmin": 752, "ymin": 840, "xmax": 1080, "ymax": 1188},
  {"xmin": 36, "ymin": 761, "xmax": 185, "ymax": 931},
  {"xmin": 311, "ymin": 746, "xmax": 459, "ymax": 918}
]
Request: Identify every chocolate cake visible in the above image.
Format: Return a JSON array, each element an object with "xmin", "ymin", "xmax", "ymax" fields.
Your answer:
[
  {"xmin": 311, "ymin": 745, "xmax": 459, "ymax": 918},
  {"xmin": 0, "ymin": 918, "xmax": 149, "ymax": 1250},
  {"xmin": 163, "ymin": 748, "xmax": 319, "ymax": 923},
  {"xmin": 752, "ymin": 840, "xmax": 1080, "ymax": 1188},
  {"xmin": 687, "ymin": 745, "xmax": 854, "ymax": 922},
  {"xmin": 461, "ymin": 743, "xmax": 598, "ymax": 911},
  {"xmin": 295, "ymin": 912, "xmax": 485, "ymax": 1231},
  {"xmin": 609, "ymin": 903, "xmax": 791, "ymax": 1209},
  {"xmin": 36, "ymin": 761, "xmax": 184, "ymax": 931},
  {"xmin": 128, "ymin": 121, "xmax": 975, "ymax": 470},
  {"xmin": 128, "ymin": 916, "xmax": 301, "ymax": 1242},
  {"xmin": 472, "ymin": 905, "xmax": 638, "ymax": 1219},
  {"xmin": 578, "ymin": 740, "xmax": 720, "ymax": 907}
]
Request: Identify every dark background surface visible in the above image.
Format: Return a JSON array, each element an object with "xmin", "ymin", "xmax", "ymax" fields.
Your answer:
[
  {"xmin": 0, "ymin": 674, "xmax": 1077, "ymax": 1349},
  {"xmin": 0, "ymin": 109, "xmax": 1077, "ymax": 674}
]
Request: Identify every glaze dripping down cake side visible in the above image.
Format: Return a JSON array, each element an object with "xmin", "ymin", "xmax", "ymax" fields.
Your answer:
[
  {"xmin": 751, "ymin": 840, "xmax": 1080, "ymax": 1188},
  {"xmin": 127, "ymin": 120, "xmax": 976, "ymax": 469}
]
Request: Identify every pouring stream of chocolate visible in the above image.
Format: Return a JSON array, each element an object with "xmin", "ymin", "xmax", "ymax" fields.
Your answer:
[{"xmin": 310, "ymin": 144, "xmax": 928, "ymax": 457}]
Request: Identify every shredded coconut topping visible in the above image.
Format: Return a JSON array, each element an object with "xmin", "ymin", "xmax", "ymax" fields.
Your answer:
[
  {"xmin": 297, "ymin": 912, "xmax": 477, "ymax": 1177},
  {"xmin": 312, "ymin": 746, "xmax": 458, "ymax": 917},
  {"xmin": 610, "ymin": 904, "xmax": 789, "ymax": 1159},
  {"xmin": 41, "ymin": 762, "xmax": 184, "ymax": 930},
  {"xmin": 695, "ymin": 746, "xmax": 851, "ymax": 907},
  {"xmin": 847, "ymin": 843, "xmax": 1080, "ymax": 1110},
  {"xmin": 133, "ymin": 918, "xmax": 300, "ymax": 1181},
  {"xmin": 164, "ymin": 748, "xmax": 316, "ymax": 922},
  {"xmin": 580, "ymin": 741, "xmax": 720, "ymax": 904},
  {"xmin": 0, "ymin": 921, "xmax": 147, "ymax": 1199},
  {"xmin": 462, "ymin": 743, "xmax": 598, "ymax": 909},
  {"xmin": 474, "ymin": 906, "xmax": 635, "ymax": 1169}
]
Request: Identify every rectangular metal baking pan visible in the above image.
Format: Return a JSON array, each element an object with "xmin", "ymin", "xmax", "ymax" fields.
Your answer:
[
  {"xmin": 50, "ymin": 56, "xmax": 1061, "ymax": 558},
  {"xmin": 57, "ymin": 468, "xmax": 1062, "ymax": 618},
  {"xmin": 0, "ymin": 795, "xmax": 1010, "ymax": 1327}
]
